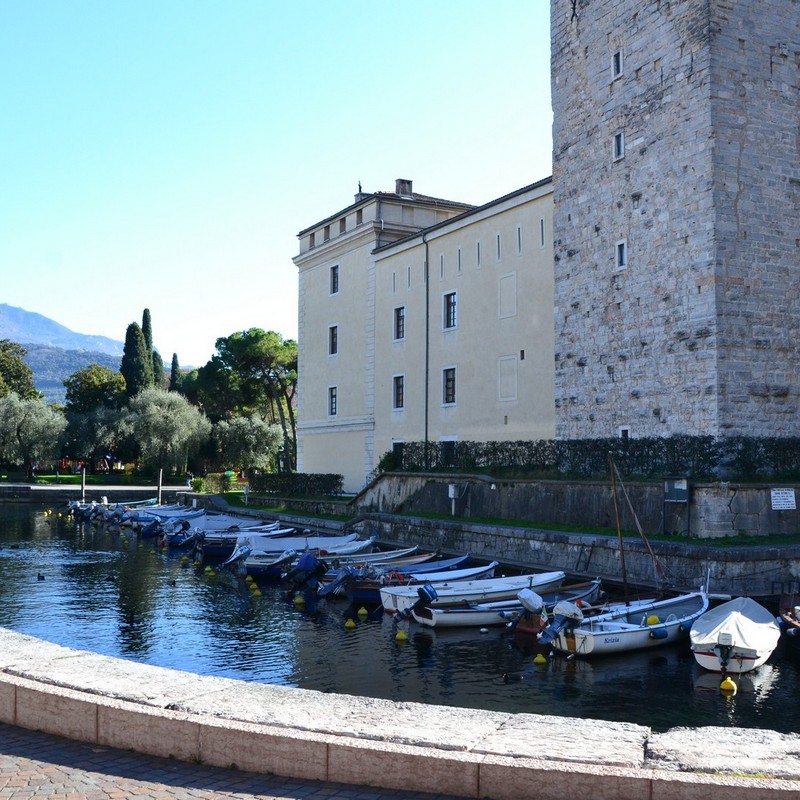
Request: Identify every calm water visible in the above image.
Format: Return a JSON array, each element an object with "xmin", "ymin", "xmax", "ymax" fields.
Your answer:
[{"xmin": 1, "ymin": 502, "xmax": 798, "ymax": 734}]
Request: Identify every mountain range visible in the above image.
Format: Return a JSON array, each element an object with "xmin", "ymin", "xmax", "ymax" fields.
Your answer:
[{"xmin": 0, "ymin": 303, "xmax": 125, "ymax": 404}]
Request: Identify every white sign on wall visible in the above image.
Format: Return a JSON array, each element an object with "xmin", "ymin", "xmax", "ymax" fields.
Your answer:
[{"xmin": 770, "ymin": 488, "xmax": 796, "ymax": 510}]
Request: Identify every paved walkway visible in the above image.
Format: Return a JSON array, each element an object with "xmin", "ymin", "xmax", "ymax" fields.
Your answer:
[{"xmin": 0, "ymin": 722, "xmax": 470, "ymax": 800}]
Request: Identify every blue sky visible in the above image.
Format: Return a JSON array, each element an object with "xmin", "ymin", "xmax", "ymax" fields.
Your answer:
[{"xmin": 0, "ymin": 1, "xmax": 552, "ymax": 367}]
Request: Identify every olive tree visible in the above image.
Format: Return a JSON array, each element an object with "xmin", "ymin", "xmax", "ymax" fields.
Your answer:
[
  {"xmin": 213, "ymin": 414, "xmax": 282, "ymax": 474},
  {"xmin": 0, "ymin": 393, "xmax": 66, "ymax": 477},
  {"xmin": 117, "ymin": 388, "xmax": 211, "ymax": 473}
]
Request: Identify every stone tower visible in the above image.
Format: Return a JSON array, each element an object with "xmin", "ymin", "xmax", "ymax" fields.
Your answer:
[{"xmin": 551, "ymin": 0, "xmax": 800, "ymax": 439}]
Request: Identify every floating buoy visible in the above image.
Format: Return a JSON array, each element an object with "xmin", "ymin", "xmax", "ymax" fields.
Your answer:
[
  {"xmin": 194, "ymin": 560, "xmax": 202, "ymax": 568},
  {"xmin": 181, "ymin": 555, "xmax": 189, "ymax": 564},
  {"xmin": 480, "ymin": 627, "xmax": 489, "ymax": 634},
  {"xmin": 344, "ymin": 618, "xmax": 357, "ymax": 629},
  {"xmin": 533, "ymin": 653, "xmax": 547, "ymax": 666},
  {"xmin": 720, "ymin": 676, "xmax": 737, "ymax": 694},
  {"xmin": 358, "ymin": 607, "xmax": 368, "ymax": 617},
  {"xmin": 252, "ymin": 588, "xmax": 262, "ymax": 598},
  {"xmin": 245, "ymin": 575, "xmax": 254, "ymax": 583},
  {"xmin": 248, "ymin": 581, "xmax": 260, "ymax": 591},
  {"xmin": 294, "ymin": 593, "xmax": 305, "ymax": 606},
  {"xmin": 395, "ymin": 628, "xmax": 408, "ymax": 641}
]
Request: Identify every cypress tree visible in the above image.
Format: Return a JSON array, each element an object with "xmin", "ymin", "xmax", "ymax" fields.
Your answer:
[
  {"xmin": 120, "ymin": 322, "xmax": 153, "ymax": 397},
  {"xmin": 169, "ymin": 353, "xmax": 182, "ymax": 393}
]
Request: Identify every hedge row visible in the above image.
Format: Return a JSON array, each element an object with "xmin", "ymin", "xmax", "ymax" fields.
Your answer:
[
  {"xmin": 376, "ymin": 436, "xmax": 800, "ymax": 481},
  {"xmin": 248, "ymin": 472, "xmax": 343, "ymax": 497}
]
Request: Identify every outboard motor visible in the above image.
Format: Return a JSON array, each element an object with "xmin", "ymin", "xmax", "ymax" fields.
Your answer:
[
  {"xmin": 392, "ymin": 583, "xmax": 439, "ymax": 631},
  {"xmin": 283, "ymin": 552, "xmax": 329, "ymax": 593},
  {"xmin": 505, "ymin": 589, "xmax": 546, "ymax": 632},
  {"xmin": 317, "ymin": 565, "xmax": 357, "ymax": 598},
  {"xmin": 538, "ymin": 600, "xmax": 585, "ymax": 645}
]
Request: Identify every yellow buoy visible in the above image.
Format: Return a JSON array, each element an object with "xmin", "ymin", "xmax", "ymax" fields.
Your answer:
[
  {"xmin": 249, "ymin": 581, "xmax": 260, "ymax": 591},
  {"xmin": 357, "ymin": 606, "xmax": 368, "ymax": 617},
  {"xmin": 252, "ymin": 588, "xmax": 262, "ymax": 598},
  {"xmin": 294, "ymin": 593, "xmax": 305, "ymax": 606},
  {"xmin": 646, "ymin": 615, "xmax": 660, "ymax": 626},
  {"xmin": 395, "ymin": 628, "xmax": 408, "ymax": 641},
  {"xmin": 194, "ymin": 560, "xmax": 202, "ymax": 568},
  {"xmin": 533, "ymin": 653, "xmax": 547, "ymax": 666},
  {"xmin": 181, "ymin": 555, "xmax": 189, "ymax": 564},
  {"xmin": 720, "ymin": 676, "xmax": 737, "ymax": 694},
  {"xmin": 344, "ymin": 618, "xmax": 357, "ymax": 629},
  {"xmin": 245, "ymin": 575, "xmax": 254, "ymax": 583}
]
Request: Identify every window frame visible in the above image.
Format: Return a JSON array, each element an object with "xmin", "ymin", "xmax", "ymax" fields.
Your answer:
[
  {"xmin": 443, "ymin": 291, "xmax": 457, "ymax": 330},
  {"xmin": 612, "ymin": 49, "xmax": 624, "ymax": 79},
  {"xmin": 613, "ymin": 130, "xmax": 625, "ymax": 161},
  {"xmin": 442, "ymin": 366, "xmax": 457, "ymax": 406},
  {"xmin": 615, "ymin": 239, "xmax": 628, "ymax": 270},
  {"xmin": 329, "ymin": 264, "xmax": 339, "ymax": 295},
  {"xmin": 328, "ymin": 324, "xmax": 338, "ymax": 356},
  {"xmin": 392, "ymin": 374, "xmax": 405, "ymax": 410},
  {"xmin": 393, "ymin": 305, "xmax": 406, "ymax": 341},
  {"xmin": 328, "ymin": 386, "xmax": 338, "ymax": 416}
]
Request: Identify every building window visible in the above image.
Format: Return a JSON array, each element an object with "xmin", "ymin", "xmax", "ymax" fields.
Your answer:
[
  {"xmin": 612, "ymin": 49, "xmax": 624, "ymax": 79},
  {"xmin": 328, "ymin": 386, "xmax": 338, "ymax": 416},
  {"xmin": 517, "ymin": 226, "xmax": 522, "ymax": 254},
  {"xmin": 323, "ymin": 224, "xmax": 330, "ymax": 242},
  {"xmin": 476, "ymin": 241, "xmax": 481, "ymax": 267},
  {"xmin": 339, "ymin": 218, "xmax": 346, "ymax": 234},
  {"xmin": 439, "ymin": 253, "xmax": 444, "ymax": 278},
  {"xmin": 619, "ymin": 426, "xmax": 630, "ymax": 440},
  {"xmin": 496, "ymin": 233, "xmax": 502, "ymax": 261},
  {"xmin": 330, "ymin": 264, "xmax": 339, "ymax": 294},
  {"xmin": 457, "ymin": 247, "xmax": 462, "ymax": 272},
  {"xmin": 394, "ymin": 306, "xmax": 406, "ymax": 340},
  {"xmin": 393, "ymin": 375, "xmax": 405, "ymax": 410},
  {"xmin": 540, "ymin": 218, "xmax": 546, "ymax": 248},
  {"xmin": 328, "ymin": 325, "xmax": 338, "ymax": 355},
  {"xmin": 356, "ymin": 209, "xmax": 363, "ymax": 225},
  {"xmin": 613, "ymin": 130, "xmax": 625, "ymax": 160},
  {"xmin": 443, "ymin": 291, "xmax": 457, "ymax": 329},
  {"xmin": 442, "ymin": 367, "xmax": 456, "ymax": 405},
  {"xmin": 309, "ymin": 232, "xmax": 315, "ymax": 248},
  {"xmin": 616, "ymin": 239, "xmax": 628, "ymax": 270}
]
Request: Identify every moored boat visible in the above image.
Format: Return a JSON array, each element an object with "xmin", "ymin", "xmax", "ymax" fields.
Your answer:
[
  {"xmin": 411, "ymin": 579, "xmax": 603, "ymax": 629},
  {"xmin": 690, "ymin": 596, "xmax": 781, "ymax": 674},
  {"xmin": 545, "ymin": 589, "xmax": 709, "ymax": 657},
  {"xmin": 380, "ymin": 570, "xmax": 566, "ymax": 614}
]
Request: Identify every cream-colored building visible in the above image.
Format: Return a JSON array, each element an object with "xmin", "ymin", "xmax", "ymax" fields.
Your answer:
[{"xmin": 294, "ymin": 178, "xmax": 554, "ymax": 493}]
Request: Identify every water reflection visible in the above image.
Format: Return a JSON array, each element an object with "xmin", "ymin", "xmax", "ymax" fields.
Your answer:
[{"xmin": 1, "ymin": 503, "xmax": 799, "ymax": 734}]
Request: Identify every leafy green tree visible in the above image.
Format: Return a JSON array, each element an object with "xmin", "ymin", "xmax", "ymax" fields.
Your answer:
[
  {"xmin": 0, "ymin": 340, "xmax": 40, "ymax": 400},
  {"xmin": 62, "ymin": 364, "xmax": 126, "ymax": 466},
  {"xmin": 168, "ymin": 353, "xmax": 182, "ymax": 393},
  {"xmin": 213, "ymin": 329, "xmax": 298, "ymax": 473},
  {"xmin": 117, "ymin": 387, "xmax": 211, "ymax": 473},
  {"xmin": 120, "ymin": 322, "xmax": 153, "ymax": 397},
  {"xmin": 191, "ymin": 355, "xmax": 242, "ymax": 422},
  {"xmin": 0, "ymin": 392, "xmax": 66, "ymax": 477},
  {"xmin": 213, "ymin": 414, "xmax": 282, "ymax": 474},
  {"xmin": 63, "ymin": 364, "xmax": 126, "ymax": 414}
]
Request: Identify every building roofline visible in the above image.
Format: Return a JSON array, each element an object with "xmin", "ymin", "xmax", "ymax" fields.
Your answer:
[
  {"xmin": 295, "ymin": 189, "xmax": 475, "ymax": 239},
  {"xmin": 372, "ymin": 176, "xmax": 553, "ymax": 253}
]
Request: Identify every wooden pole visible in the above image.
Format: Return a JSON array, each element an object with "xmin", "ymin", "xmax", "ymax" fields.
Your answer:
[{"xmin": 157, "ymin": 468, "xmax": 163, "ymax": 505}]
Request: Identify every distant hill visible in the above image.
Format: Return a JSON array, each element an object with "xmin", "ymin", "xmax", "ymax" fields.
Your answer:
[
  {"xmin": 0, "ymin": 303, "xmax": 124, "ymax": 357},
  {"xmin": 0, "ymin": 303, "xmax": 125, "ymax": 405}
]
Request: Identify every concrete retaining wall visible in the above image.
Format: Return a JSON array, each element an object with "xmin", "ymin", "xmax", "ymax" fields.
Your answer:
[
  {"xmin": 355, "ymin": 473, "xmax": 800, "ymax": 540},
  {"xmin": 0, "ymin": 628, "xmax": 797, "ymax": 799}
]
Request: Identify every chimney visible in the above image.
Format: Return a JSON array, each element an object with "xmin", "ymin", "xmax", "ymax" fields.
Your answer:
[{"xmin": 395, "ymin": 178, "xmax": 413, "ymax": 196}]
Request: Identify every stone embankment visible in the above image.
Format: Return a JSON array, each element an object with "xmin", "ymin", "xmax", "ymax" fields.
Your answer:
[{"xmin": 0, "ymin": 628, "xmax": 797, "ymax": 800}]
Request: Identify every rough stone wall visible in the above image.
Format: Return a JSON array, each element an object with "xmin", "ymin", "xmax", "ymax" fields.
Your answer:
[
  {"xmin": 551, "ymin": 0, "xmax": 800, "ymax": 439},
  {"xmin": 710, "ymin": 3, "xmax": 800, "ymax": 434}
]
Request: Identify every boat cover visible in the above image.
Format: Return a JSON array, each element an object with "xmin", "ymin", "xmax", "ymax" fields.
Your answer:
[{"xmin": 689, "ymin": 596, "xmax": 780, "ymax": 654}]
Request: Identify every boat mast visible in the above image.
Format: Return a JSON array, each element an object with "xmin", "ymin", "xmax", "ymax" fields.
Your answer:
[{"xmin": 609, "ymin": 453, "xmax": 629, "ymax": 606}]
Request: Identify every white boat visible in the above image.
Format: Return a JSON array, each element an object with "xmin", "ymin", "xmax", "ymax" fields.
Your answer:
[
  {"xmin": 380, "ymin": 570, "xmax": 566, "ymax": 614},
  {"xmin": 243, "ymin": 531, "xmax": 361, "ymax": 555},
  {"xmin": 690, "ymin": 596, "xmax": 781, "ymax": 674},
  {"xmin": 411, "ymin": 579, "xmax": 603, "ymax": 629},
  {"xmin": 547, "ymin": 589, "xmax": 709, "ymax": 657}
]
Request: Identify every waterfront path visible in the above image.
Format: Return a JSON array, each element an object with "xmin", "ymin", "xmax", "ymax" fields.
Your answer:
[
  {"xmin": 1, "ymin": 628, "xmax": 798, "ymax": 800},
  {"xmin": 0, "ymin": 721, "xmax": 468, "ymax": 800}
]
